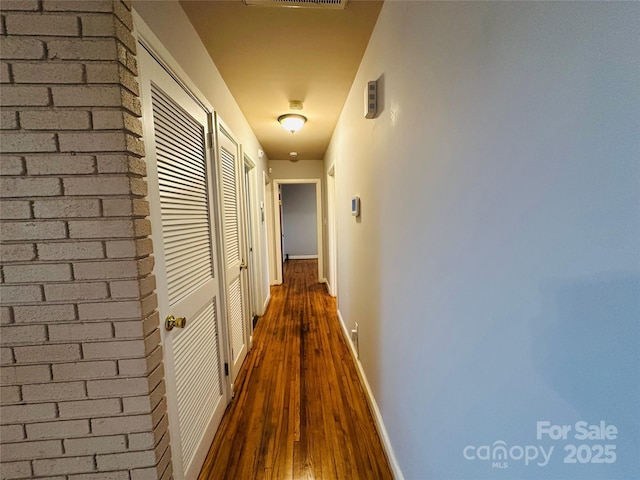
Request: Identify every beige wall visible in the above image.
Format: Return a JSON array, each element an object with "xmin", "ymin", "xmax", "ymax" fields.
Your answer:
[
  {"xmin": 0, "ymin": 1, "xmax": 170, "ymax": 478},
  {"xmin": 269, "ymin": 159, "xmax": 324, "ymax": 179}
]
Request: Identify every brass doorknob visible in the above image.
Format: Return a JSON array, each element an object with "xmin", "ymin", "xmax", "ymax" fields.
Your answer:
[
  {"xmin": 240, "ymin": 261, "xmax": 248, "ymax": 271},
  {"xmin": 165, "ymin": 315, "xmax": 186, "ymax": 331}
]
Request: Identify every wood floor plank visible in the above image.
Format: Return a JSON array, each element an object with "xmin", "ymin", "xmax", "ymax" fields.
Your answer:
[{"xmin": 198, "ymin": 259, "xmax": 394, "ymax": 480}]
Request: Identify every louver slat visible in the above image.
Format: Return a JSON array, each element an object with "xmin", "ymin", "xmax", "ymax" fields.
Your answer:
[
  {"xmin": 220, "ymin": 147, "xmax": 240, "ymax": 268},
  {"xmin": 173, "ymin": 299, "xmax": 222, "ymax": 469},
  {"xmin": 151, "ymin": 87, "xmax": 214, "ymax": 305},
  {"xmin": 229, "ymin": 277, "xmax": 245, "ymax": 361}
]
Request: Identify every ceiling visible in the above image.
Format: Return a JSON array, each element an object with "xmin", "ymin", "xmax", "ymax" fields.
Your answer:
[{"xmin": 179, "ymin": 0, "xmax": 383, "ymax": 160}]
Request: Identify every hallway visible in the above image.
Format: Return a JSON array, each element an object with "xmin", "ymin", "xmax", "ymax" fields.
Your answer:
[{"xmin": 197, "ymin": 260, "xmax": 393, "ymax": 479}]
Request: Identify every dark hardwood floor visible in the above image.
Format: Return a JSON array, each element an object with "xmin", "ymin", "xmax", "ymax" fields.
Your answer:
[{"xmin": 198, "ymin": 259, "xmax": 394, "ymax": 479}]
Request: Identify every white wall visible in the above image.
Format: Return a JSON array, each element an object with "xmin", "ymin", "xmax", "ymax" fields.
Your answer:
[
  {"xmin": 133, "ymin": 0, "xmax": 271, "ymax": 312},
  {"xmin": 326, "ymin": 2, "xmax": 640, "ymax": 479},
  {"xmin": 281, "ymin": 184, "xmax": 318, "ymax": 258}
]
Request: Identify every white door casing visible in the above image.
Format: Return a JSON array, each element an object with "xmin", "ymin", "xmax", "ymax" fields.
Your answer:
[
  {"xmin": 327, "ymin": 164, "xmax": 338, "ymax": 298},
  {"xmin": 272, "ymin": 179, "xmax": 324, "ymax": 284},
  {"xmin": 242, "ymin": 154, "xmax": 261, "ymax": 334},
  {"xmin": 264, "ymin": 173, "xmax": 277, "ymax": 286},
  {"xmin": 139, "ymin": 47, "xmax": 229, "ymax": 480},
  {"xmin": 217, "ymin": 121, "xmax": 249, "ymax": 386}
]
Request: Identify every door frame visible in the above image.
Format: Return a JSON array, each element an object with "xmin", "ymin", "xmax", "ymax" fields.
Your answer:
[
  {"xmin": 241, "ymin": 151, "xmax": 261, "ymax": 340},
  {"xmin": 216, "ymin": 118, "xmax": 250, "ymax": 388},
  {"xmin": 264, "ymin": 172, "xmax": 277, "ymax": 286},
  {"xmin": 327, "ymin": 164, "xmax": 338, "ymax": 298},
  {"xmin": 272, "ymin": 178, "xmax": 324, "ymax": 284}
]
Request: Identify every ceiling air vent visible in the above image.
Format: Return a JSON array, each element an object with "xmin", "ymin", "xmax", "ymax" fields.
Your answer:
[{"xmin": 244, "ymin": 0, "xmax": 347, "ymax": 9}]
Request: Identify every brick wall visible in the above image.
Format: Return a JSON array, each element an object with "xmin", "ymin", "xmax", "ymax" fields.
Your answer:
[{"xmin": 0, "ymin": 1, "xmax": 171, "ymax": 479}]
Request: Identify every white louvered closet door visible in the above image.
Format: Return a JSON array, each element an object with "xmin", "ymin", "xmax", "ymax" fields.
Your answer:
[
  {"xmin": 217, "ymin": 123, "xmax": 249, "ymax": 386},
  {"xmin": 138, "ymin": 47, "xmax": 228, "ymax": 480}
]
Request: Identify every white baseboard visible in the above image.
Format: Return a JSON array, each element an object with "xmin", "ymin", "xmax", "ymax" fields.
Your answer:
[
  {"xmin": 287, "ymin": 255, "xmax": 318, "ymax": 260},
  {"xmin": 324, "ymin": 280, "xmax": 332, "ymax": 295},
  {"xmin": 262, "ymin": 293, "xmax": 271, "ymax": 314},
  {"xmin": 337, "ymin": 310, "xmax": 404, "ymax": 480}
]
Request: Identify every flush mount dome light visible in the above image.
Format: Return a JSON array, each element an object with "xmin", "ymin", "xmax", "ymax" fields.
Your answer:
[{"xmin": 278, "ymin": 114, "xmax": 307, "ymax": 133}]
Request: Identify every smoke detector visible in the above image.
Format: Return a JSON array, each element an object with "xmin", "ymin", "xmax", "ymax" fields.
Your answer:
[
  {"xmin": 289, "ymin": 152, "xmax": 299, "ymax": 162},
  {"xmin": 245, "ymin": 0, "xmax": 347, "ymax": 9}
]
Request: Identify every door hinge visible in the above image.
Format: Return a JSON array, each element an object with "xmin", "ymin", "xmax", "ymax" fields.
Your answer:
[
  {"xmin": 224, "ymin": 362, "xmax": 229, "ymax": 376},
  {"xmin": 207, "ymin": 132, "xmax": 215, "ymax": 150}
]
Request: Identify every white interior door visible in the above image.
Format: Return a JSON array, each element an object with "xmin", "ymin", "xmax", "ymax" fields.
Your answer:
[
  {"xmin": 242, "ymin": 158, "xmax": 257, "ymax": 339},
  {"xmin": 217, "ymin": 123, "xmax": 249, "ymax": 386},
  {"xmin": 139, "ymin": 48, "xmax": 228, "ymax": 480}
]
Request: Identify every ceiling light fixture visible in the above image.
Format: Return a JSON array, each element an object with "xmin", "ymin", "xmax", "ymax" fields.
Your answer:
[{"xmin": 278, "ymin": 113, "xmax": 307, "ymax": 133}]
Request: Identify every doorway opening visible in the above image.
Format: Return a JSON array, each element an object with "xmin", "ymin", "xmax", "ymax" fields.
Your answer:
[{"xmin": 272, "ymin": 179, "xmax": 324, "ymax": 285}]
